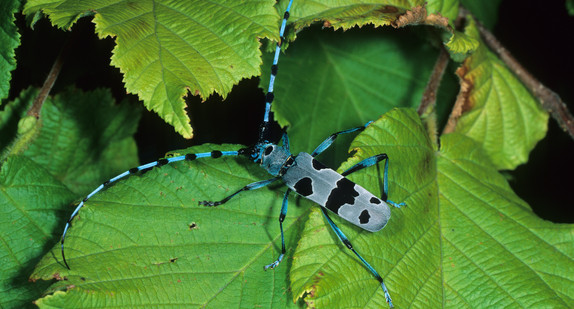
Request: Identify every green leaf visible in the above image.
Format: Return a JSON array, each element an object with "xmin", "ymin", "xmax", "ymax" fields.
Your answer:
[
  {"xmin": 0, "ymin": 0, "xmax": 21, "ymax": 100},
  {"xmin": 0, "ymin": 88, "xmax": 141, "ymax": 196},
  {"xmin": 429, "ymin": 0, "xmax": 487, "ymax": 63},
  {"xmin": 23, "ymin": 0, "xmax": 280, "ymax": 138},
  {"xmin": 444, "ymin": 30, "xmax": 479, "ymax": 62},
  {"xmin": 291, "ymin": 108, "xmax": 573, "ymax": 307},
  {"xmin": 452, "ymin": 19, "xmax": 549, "ymax": 170},
  {"xmin": 291, "ymin": 108, "xmax": 436, "ymax": 307},
  {"xmin": 0, "ymin": 87, "xmax": 142, "ymax": 308},
  {"xmin": 283, "ymin": 0, "xmax": 479, "ymax": 61},
  {"xmin": 281, "ymin": 0, "xmax": 425, "ymax": 30},
  {"xmin": 32, "ymin": 144, "xmax": 305, "ymax": 308},
  {"xmin": 262, "ymin": 27, "xmax": 442, "ymax": 165},
  {"xmin": 0, "ymin": 155, "xmax": 76, "ymax": 309},
  {"xmin": 438, "ymin": 134, "xmax": 572, "ymax": 307}
]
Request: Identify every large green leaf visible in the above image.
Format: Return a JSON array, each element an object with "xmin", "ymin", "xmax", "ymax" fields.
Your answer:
[
  {"xmin": 262, "ymin": 26, "xmax": 442, "ymax": 165},
  {"xmin": 23, "ymin": 0, "xmax": 280, "ymax": 138},
  {"xmin": 438, "ymin": 136, "xmax": 571, "ymax": 307},
  {"xmin": 452, "ymin": 19, "xmax": 548, "ymax": 170},
  {"xmin": 31, "ymin": 144, "xmax": 306, "ymax": 308},
  {"xmin": 0, "ymin": 0, "xmax": 20, "ymax": 101},
  {"xmin": 291, "ymin": 108, "xmax": 436, "ymax": 307},
  {"xmin": 291, "ymin": 108, "xmax": 573, "ymax": 307},
  {"xmin": 0, "ymin": 156, "xmax": 76, "ymax": 308}
]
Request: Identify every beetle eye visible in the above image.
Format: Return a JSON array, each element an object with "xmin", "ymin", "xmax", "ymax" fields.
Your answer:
[{"xmin": 264, "ymin": 146, "xmax": 273, "ymax": 156}]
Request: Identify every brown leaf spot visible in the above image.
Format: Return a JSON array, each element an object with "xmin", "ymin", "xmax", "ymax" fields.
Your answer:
[
  {"xmin": 392, "ymin": 6, "xmax": 452, "ymax": 32},
  {"xmin": 391, "ymin": 6, "xmax": 427, "ymax": 28},
  {"xmin": 455, "ymin": 63, "xmax": 475, "ymax": 114},
  {"xmin": 425, "ymin": 13, "xmax": 450, "ymax": 29},
  {"xmin": 53, "ymin": 273, "xmax": 64, "ymax": 281},
  {"xmin": 376, "ymin": 6, "xmax": 399, "ymax": 14},
  {"xmin": 444, "ymin": 61, "xmax": 475, "ymax": 133}
]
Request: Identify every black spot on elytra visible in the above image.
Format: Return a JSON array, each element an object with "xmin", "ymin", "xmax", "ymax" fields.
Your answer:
[
  {"xmin": 359, "ymin": 209, "xmax": 371, "ymax": 224},
  {"xmin": 325, "ymin": 178, "xmax": 359, "ymax": 214},
  {"xmin": 312, "ymin": 159, "xmax": 328, "ymax": 171},
  {"xmin": 264, "ymin": 146, "xmax": 273, "ymax": 156},
  {"xmin": 294, "ymin": 177, "xmax": 313, "ymax": 196},
  {"xmin": 370, "ymin": 197, "xmax": 381, "ymax": 204}
]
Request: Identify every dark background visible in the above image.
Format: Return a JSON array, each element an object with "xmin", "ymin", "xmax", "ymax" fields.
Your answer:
[
  {"xmin": 7, "ymin": 0, "xmax": 574, "ymax": 223},
  {"xmin": 496, "ymin": 0, "xmax": 574, "ymax": 223}
]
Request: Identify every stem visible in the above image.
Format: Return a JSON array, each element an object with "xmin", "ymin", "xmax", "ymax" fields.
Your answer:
[
  {"xmin": 27, "ymin": 31, "xmax": 74, "ymax": 118},
  {"xmin": 418, "ymin": 46, "xmax": 449, "ymax": 116}
]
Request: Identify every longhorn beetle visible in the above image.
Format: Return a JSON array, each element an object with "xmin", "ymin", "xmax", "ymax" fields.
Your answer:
[{"xmin": 60, "ymin": 0, "xmax": 404, "ymax": 307}]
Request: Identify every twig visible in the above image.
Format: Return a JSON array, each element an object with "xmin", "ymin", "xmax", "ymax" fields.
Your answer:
[
  {"xmin": 27, "ymin": 31, "xmax": 75, "ymax": 118},
  {"xmin": 466, "ymin": 8, "xmax": 574, "ymax": 140},
  {"xmin": 0, "ymin": 30, "xmax": 76, "ymax": 162},
  {"xmin": 418, "ymin": 46, "xmax": 450, "ymax": 116}
]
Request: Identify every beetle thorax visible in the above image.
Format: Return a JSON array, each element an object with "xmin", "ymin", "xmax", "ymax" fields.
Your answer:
[{"xmin": 259, "ymin": 143, "xmax": 291, "ymax": 176}]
